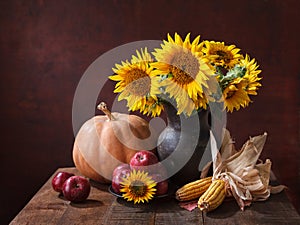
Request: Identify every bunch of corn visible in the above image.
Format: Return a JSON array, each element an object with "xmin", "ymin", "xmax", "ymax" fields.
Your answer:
[
  {"xmin": 176, "ymin": 177, "xmax": 226, "ymax": 212},
  {"xmin": 175, "ymin": 176, "xmax": 212, "ymax": 201},
  {"xmin": 198, "ymin": 179, "xmax": 226, "ymax": 212}
]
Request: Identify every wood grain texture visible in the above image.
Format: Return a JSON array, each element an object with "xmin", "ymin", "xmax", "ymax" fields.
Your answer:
[
  {"xmin": 10, "ymin": 168, "xmax": 300, "ymax": 225},
  {"xmin": 0, "ymin": 0, "xmax": 299, "ymax": 223}
]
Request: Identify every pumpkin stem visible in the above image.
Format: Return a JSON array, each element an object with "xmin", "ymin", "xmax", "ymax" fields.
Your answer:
[{"xmin": 97, "ymin": 102, "xmax": 115, "ymax": 121}]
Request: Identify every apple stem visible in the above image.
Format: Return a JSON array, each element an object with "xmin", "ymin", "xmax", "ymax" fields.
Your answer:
[{"xmin": 97, "ymin": 102, "xmax": 115, "ymax": 121}]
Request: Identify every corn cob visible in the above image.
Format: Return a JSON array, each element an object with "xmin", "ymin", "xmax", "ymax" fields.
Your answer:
[
  {"xmin": 198, "ymin": 179, "xmax": 226, "ymax": 212},
  {"xmin": 175, "ymin": 176, "xmax": 212, "ymax": 201}
]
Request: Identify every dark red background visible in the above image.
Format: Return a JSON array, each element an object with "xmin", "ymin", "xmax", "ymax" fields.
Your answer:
[{"xmin": 1, "ymin": 0, "xmax": 299, "ymax": 223}]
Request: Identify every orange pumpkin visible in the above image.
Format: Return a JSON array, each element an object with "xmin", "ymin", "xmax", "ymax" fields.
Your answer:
[{"xmin": 73, "ymin": 102, "xmax": 156, "ymax": 183}]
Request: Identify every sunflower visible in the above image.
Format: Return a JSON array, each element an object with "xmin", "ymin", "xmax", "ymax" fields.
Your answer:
[
  {"xmin": 152, "ymin": 33, "xmax": 213, "ymax": 116},
  {"xmin": 176, "ymin": 92, "xmax": 209, "ymax": 116},
  {"xmin": 222, "ymin": 78, "xmax": 250, "ymax": 112},
  {"xmin": 109, "ymin": 48, "xmax": 163, "ymax": 116},
  {"xmin": 202, "ymin": 41, "xmax": 243, "ymax": 69},
  {"xmin": 120, "ymin": 170, "xmax": 157, "ymax": 204},
  {"xmin": 139, "ymin": 96, "xmax": 164, "ymax": 117},
  {"xmin": 240, "ymin": 54, "xmax": 262, "ymax": 96}
]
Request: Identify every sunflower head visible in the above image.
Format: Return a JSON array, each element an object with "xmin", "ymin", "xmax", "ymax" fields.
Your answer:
[
  {"xmin": 222, "ymin": 77, "xmax": 250, "ymax": 112},
  {"xmin": 139, "ymin": 96, "xmax": 165, "ymax": 117},
  {"xmin": 217, "ymin": 53, "xmax": 263, "ymax": 112},
  {"xmin": 151, "ymin": 33, "xmax": 214, "ymax": 116},
  {"xmin": 240, "ymin": 54, "xmax": 262, "ymax": 96},
  {"xmin": 202, "ymin": 41, "xmax": 243, "ymax": 70},
  {"xmin": 109, "ymin": 48, "xmax": 163, "ymax": 116},
  {"xmin": 120, "ymin": 170, "xmax": 157, "ymax": 204}
]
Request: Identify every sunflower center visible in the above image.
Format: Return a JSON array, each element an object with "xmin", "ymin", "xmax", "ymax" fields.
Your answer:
[
  {"xmin": 125, "ymin": 68, "xmax": 151, "ymax": 96},
  {"xmin": 170, "ymin": 50, "xmax": 200, "ymax": 85},
  {"xmin": 226, "ymin": 90, "xmax": 235, "ymax": 99},
  {"xmin": 215, "ymin": 50, "xmax": 232, "ymax": 63},
  {"xmin": 225, "ymin": 85, "xmax": 238, "ymax": 99},
  {"xmin": 129, "ymin": 180, "xmax": 147, "ymax": 197}
]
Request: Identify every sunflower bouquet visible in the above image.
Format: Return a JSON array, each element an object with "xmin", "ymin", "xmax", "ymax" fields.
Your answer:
[{"xmin": 109, "ymin": 33, "xmax": 262, "ymax": 117}]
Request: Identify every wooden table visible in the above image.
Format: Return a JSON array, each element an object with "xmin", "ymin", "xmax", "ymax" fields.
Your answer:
[{"xmin": 10, "ymin": 167, "xmax": 300, "ymax": 225}]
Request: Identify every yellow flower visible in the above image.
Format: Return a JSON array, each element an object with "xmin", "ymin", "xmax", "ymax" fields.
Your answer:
[
  {"xmin": 120, "ymin": 170, "xmax": 157, "ymax": 204},
  {"xmin": 222, "ymin": 78, "xmax": 250, "ymax": 112},
  {"xmin": 152, "ymin": 33, "xmax": 213, "ymax": 116},
  {"xmin": 176, "ymin": 92, "xmax": 209, "ymax": 116},
  {"xmin": 202, "ymin": 41, "xmax": 243, "ymax": 69},
  {"xmin": 139, "ymin": 97, "xmax": 164, "ymax": 117},
  {"xmin": 109, "ymin": 48, "xmax": 163, "ymax": 116},
  {"xmin": 240, "ymin": 54, "xmax": 262, "ymax": 96}
]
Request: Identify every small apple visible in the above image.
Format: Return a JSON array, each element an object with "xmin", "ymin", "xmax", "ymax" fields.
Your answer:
[
  {"xmin": 130, "ymin": 150, "xmax": 159, "ymax": 173},
  {"xmin": 62, "ymin": 176, "xmax": 91, "ymax": 202},
  {"xmin": 52, "ymin": 171, "xmax": 75, "ymax": 193},
  {"xmin": 112, "ymin": 164, "xmax": 131, "ymax": 177},
  {"xmin": 151, "ymin": 173, "xmax": 168, "ymax": 196},
  {"xmin": 112, "ymin": 166, "xmax": 131, "ymax": 194}
]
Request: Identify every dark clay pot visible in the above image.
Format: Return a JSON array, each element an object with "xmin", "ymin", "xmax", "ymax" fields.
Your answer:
[{"xmin": 157, "ymin": 102, "xmax": 211, "ymax": 187}]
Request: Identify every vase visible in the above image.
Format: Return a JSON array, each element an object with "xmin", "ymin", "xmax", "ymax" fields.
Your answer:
[{"xmin": 157, "ymin": 101, "xmax": 211, "ymax": 187}]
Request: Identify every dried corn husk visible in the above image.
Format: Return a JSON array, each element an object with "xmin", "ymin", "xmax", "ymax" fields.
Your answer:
[
  {"xmin": 209, "ymin": 129, "xmax": 286, "ymax": 211},
  {"xmin": 200, "ymin": 129, "xmax": 236, "ymax": 178}
]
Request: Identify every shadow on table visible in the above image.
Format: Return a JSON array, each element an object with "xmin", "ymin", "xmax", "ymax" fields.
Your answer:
[
  {"xmin": 115, "ymin": 194, "xmax": 177, "ymax": 210},
  {"xmin": 204, "ymin": 198, "xmax": 240, "ymax": 219},
  {"xmin": 70, "ymin": 199, "xmax": 104, "ymax": 208},
  {"xmin": 57, "ymin": 188, "xmax": 105, "ymax": 208},
  {"xmin": 90, "ymin": 179, "xmax": 110, "ymax": 192}
]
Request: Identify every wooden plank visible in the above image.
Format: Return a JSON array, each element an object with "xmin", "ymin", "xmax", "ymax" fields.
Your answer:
[
  {"xmin": 10, "ymin": 167, "xmax": 115, "ymax": 225},
  {"xmin": 152, "ymin": 198, "xmax": 202, "ymax": 225},
  {"xmin": 102, "ymin": 199, "xmax": 155, "ymax": 225},
  {"xmin": 10, "ymin": 168, "xmax": 300, "ymax": 225},
  {"xmin": 203, "ymin": 194, "xmax": 300, "ymax": 225},
  {"xmin": 10, "ymin": 168, "xmax": 71, "ymax": 225},
  {"xmin": 101, "ymin": 194, "xmax": 203, "ymax": 224}
]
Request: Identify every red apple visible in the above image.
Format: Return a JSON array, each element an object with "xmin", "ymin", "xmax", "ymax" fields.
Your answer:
[
  {"xmin": 62, "ymin": 176, "xmax": 91, "ymax": 202},
  {"xmin": 151, "ymin": 174, "xmax": 168, "ymax": 196},
  {"xmin": 112, "ymin": 166, "xmax": 131, "ymax": 194},
  {"xmin": 130, "ymin": 150, "xmax": 159, "ymax": 173},
  {"xmin": 52, "ymin": 171, "xmax": 75, "ymax": 193},
  {"xmin": 112, "ymin": 164, "xmax": 131, "ymax": 177}
]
